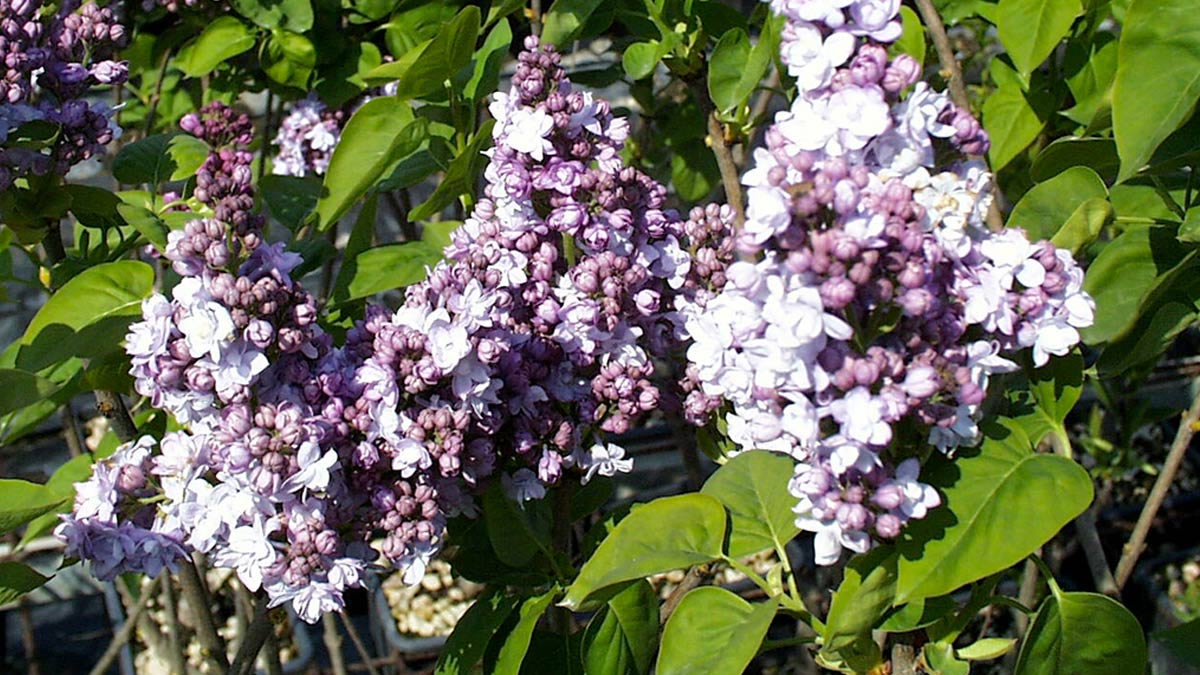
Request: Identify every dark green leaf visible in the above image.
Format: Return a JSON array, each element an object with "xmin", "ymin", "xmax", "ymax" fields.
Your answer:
[
  {"xmin": 1152, "ymin": 618, "xmax": 1200, "ymax": 667},
  {"xmin": 583, "ymin": 580, "xmax": 659, "ymax": 675},
  {"xmin": 1081, "ymin": 225, "xmax": 1187, "ymax": 344},
  {"xmin": 367, "ymin": 6, "xmax": 481, "ymax": 99},
  {"xmin": 338, "ymin": 241, "xmax": 442, "ymax": 301},
  {"xmin": 316, "ymin": 97, "xmax": 423, "ymax": 229},
  {"xmin": 708, "ymin": 28, "xmax": 771, "ymax": 114},
  {"xmin": 175, "ymin": 16, "xmax": 257, "ymax": 78},
  {"xmin": 261, "ymin": 30, "xmax": 316, "ymax": 89},
  {"xmin": 112, "ymin": 133, "xmax": 210, "ymax": 186},
  {"xmin": 996, "ymin": 0, "xmax": 1082, "ymax": 78},
  {"xmin": 1030, "ymin": 137, "xmax": 1119, "ymax": 183},
  {"xmin": 260, "ymin": 174, "xmax": 321, "ymax": 231},
  {"xmin": 494, "ymin": 589, "xmax": 560, "ymax": 675},
  {"xmin": 891, "ymin": 6, "xmax": 926, "ymax": 61},
  {"xmin": 895, "ymin": 421, "xmax": 1092, "ymax": 604},
  {"xmin": 1180, "ymin": 206, "xmax": 1200, "ymax": 243},
  {"xmin": 481, "ymin": 482, "xmax": 553, "ymax": 569},
  {"xmin": 700, "ymin": 450, "xmax": 800, "ymax": 558},
  {"xmin": 1006, "ymin": 166, "xmax": 1107, "ymax": 241},
  {"xmin": 879, "ymin": 596, "xmax": 958, "ymax": 632},
  {"xmin": 229, "ymin": 0, "xmax": 312, "ymax": 31},
  {"xmin": 819, "ymin": 549, "xmax": 897, "ymax": 672},
  {"xmin": 562, "ymin": 494, "xmax": 727, "ymax": 611},
  {"xmin": 434, "ymin": 589, "xmax": 522, "ymax": 675},
  {"xmin": 409, "ymin": 120, "xmax": 494, "ymax": 221},
  {"xmin": 1062, "ymin": 35, "xmax": 1117, "ymax": 127},
  {"xmin": 1014, "ymin": 591, "xmax": 1146, "ymax": 675},
  {"xmin": 1051, "ymin": 197, "xmax": 1110, "ymax": 254},
  {"xmin": 656, "ymin": 588, "xmax": 777, "ymax": 675},
  {"xmin": 670, "ymin": 144, "xmax": 718, "ymax": 203},
  {"xmin": 0, "ymin": 369, "xmax": 59, "ymax": 417},
  {"xmin": 465, "ymin": 18, "xmax": 513, "ymax": 102},
  {"xmin": 983, "ymin": 85, "xmax": 1045, "ymax": 170},
  {"xmin": 67, "ymin": 185, "xmax": 125, "ymax": 230},
  {"xmin": 0, "ymin": 562, "xmax": 50, "ymax": 605},
  {"xmin": 115, "ymin": 203, "xmax": 169, "ymax": 249},
  {"xmin": 18, "ymin": 455, "xmax": 92, "ymax": 547},
  {"xmin": 1112, "ymin": 0, "xmax": 1200, "ymax": 181}
]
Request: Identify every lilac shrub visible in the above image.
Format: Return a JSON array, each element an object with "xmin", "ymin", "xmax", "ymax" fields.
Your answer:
[
  {"xmin": 680, "ymin": 0, "xmax": 1096, "ymax": 564},
  {"xmin": 0, "ymin": 0, "xmax": 127, "ymax": 188}
]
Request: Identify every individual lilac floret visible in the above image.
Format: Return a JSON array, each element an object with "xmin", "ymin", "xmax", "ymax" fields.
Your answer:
[{"xmin": 55, "ymin": 436, "xmax": 188, "ymax": 580}]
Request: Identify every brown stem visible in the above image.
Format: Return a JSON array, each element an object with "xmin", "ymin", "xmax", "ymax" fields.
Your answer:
[
  {"xmin": 530, "ymin": 0, "xmax": 542, "ymax": 38},
  {"xmin": 1048, "ymin": 433, "xmax": 1118, "ymax": 596},
  {"xmin": 179, "ymin": 559, "xmax": 231, "ymax": 673},
  {"xmin": 143, "ymin": 47, "xmax": 175, "ymax": 137},
  {"xmin": 324, "ymin": 614, "xmax": 349, "ymax": 675},
  {"xmin": 1114, "ymin": 392, "xmax": 1200, "ymax": 590},
  {"xmin": 339, "ymin": 611, "xmax": 382, "ymax": 675},
  {"xmin": 659, "ymin": 563, "xmax": 714, "ymax": 625},
  {"xmin": 18, "ymin": 599, "xmax": 40, "ymax": 675},
  {"xmin": 88, "ymin": 584, "xmax": 155, "ymax": 675},
  {"xmin": 684, "ymin": 75, "xmax": 745, "ymax": 229},
  {"xmin": 258, "ymin": 90, "xmax": 275, "ymax": 182},
  {"xmin": 60, "ymin": 406, "xmax": 85, "ymax": 457},
  {"xmin": 227, "ymin": 596, "xmax": 274, "ymax": 675},
  {"xmin": 1014, "ymin": 557, "xmax": 1039, "ymax": 635},
  {"xmin": 94, "ymin": 390, "xmax": 138, "ymax": 443},
  {"xmin": 160, "ymin": 574, "xmax": 189, "ymax": 675}
]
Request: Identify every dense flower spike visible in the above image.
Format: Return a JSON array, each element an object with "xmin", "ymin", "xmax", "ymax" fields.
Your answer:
[
  {"xmin": 0, "ymin": 0, "xmax": 126, "ymax": 187},
  {"xmin": 680, "ymin": 0, "xmax": 1095, "ymax": 564}
]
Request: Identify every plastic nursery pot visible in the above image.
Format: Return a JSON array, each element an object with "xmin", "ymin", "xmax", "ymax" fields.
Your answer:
[
  {"xmin": 368, "ymin": 560, "xmax": 486, "ymax": 660},
  {"xmin": 261, "ymin": 608, "xmax": 315, "ymax": 675}
]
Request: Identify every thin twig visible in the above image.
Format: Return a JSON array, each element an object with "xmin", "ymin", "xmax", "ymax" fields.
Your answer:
[
  {"xmin": 1048, "ymin": 434, "xmax": 1119, "ymax": 596},
  {"xmin": 61, "ymin": 406, "xmax": 85, "ymax": 457},
  {"xmin": 258, "ymin": 90, "xmax": 275, "ymax": 182},
  {"xmin": 339, "ymin": 611, "xmax": 382, "ymax": 675},
  {"xmin": 88, "ymin": 584, "xmax": 155, "ymax": 675},
  {"xmin": 143, "ymin": 47, "xmax": 175, "ymax": 136},
  {"xmin": 227, "ymin": 597, "xmax": 274, "ymax": 675},
  {"xmin": 263, "ymin": 629, "xmax": 284, "ymax": 675},
  {"xmin": 530, "ymin": 0, "xmax": 542, "ymax": 38},
  {"xmin": 179, "ymin": 559, "xmax": 230, "ymax": 673},
  {"xmin": 684, "ymin": 75, "xmax": 745, "ymax": 228},
  {"xmin": 1114, "ymin": 391, "xmax": 1200, "ymax": 590},
  {"xmin": 160, "ymin": 575, "xmax": 189, "ymax": 675},
  {"xmin": 95, "ymin": 391, "xmax": 138, "ymax": 443},
  {"xmin": 324, "ymin": 614, "xmax": 349, "ymax": 675},
  {"xmin": 18, "ymin": 598, "xmax": 40, "ymax": 675},
  {"xmin": 1014, "ymin": 557, "xmax": 1039, "ymax": 635},
  {"xmin": 660, "ymin": 563, "xmax": 714, "ymax": 625}
]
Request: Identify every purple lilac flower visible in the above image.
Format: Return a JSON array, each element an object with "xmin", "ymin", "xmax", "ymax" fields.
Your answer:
[{"xmin": 271, "ymin": 96, "xmax": 345, "ymax": 177}]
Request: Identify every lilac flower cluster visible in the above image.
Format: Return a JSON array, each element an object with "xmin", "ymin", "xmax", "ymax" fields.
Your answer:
[
  {"xmin": 271, "ymin": 96, "xmax": 345, "ymax": 177},
  {"xmin": 181, "ymin": 103, "xmax": 265, "ymax": 246},
  {"xmin": 333, "ymin": 36, "xmax": 694, "ymax": 569},
  {"xmin": 0, "ymin": 0, "xmax": 126, "ymax": 188},
  {"xmin": 681, "ymin": 0, "xmax": 1095, "ymax": 564}
]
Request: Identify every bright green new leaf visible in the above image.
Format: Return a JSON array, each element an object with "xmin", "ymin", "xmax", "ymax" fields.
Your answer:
[
  {"xmin": 0, "ymin": 562, "xmax": 50, "ymax": 606},
  {"xmin": 623, "ymin": 41, "xmax": 665, "ymax": 81},
  {"xmin": 983, "ymin": 85, "xmax": 1044, "ymax": 170},
  {"xmin": 261, "ymin": 30, "xmax": 316, "ymax": 90},
  {"xmin": 465, "ymin": 18, "xmax": 513, "ymax": 102},
  {"xmin": 656, "ymin": 588, "xmax": 777, "ymax": 675},
  {"xmin": 434, "ymin": 589, "xmax": 521, "ymax": 675},
  {"xmin": 1112, "ymin": 0, "xmax": 1200, "ymax": 181},
  {"xmin": 583, "ymin": 580, "xmax": 659, "ymax": 675},
  {"xmin": 700, "ymin": 450, "xmax": 800, "ymax": 558},
  {"xmin": 15, "ymin": 261, "xmax": 155, "ymax": 373},
  {"xmin": 541, "ymin": 0, "xmax": 606, "ymax": 47},
  {"xmin": 895, "ymin": 422, "xmax": 1092, "ymax": 604},
  {"xmin": 1014, "ymin": 591, "xmax": 1146, "ymax": 674},
  {"xmin": 175, "ymin": 16, "xmax": 257, "ymax": 78},
  {"xmin": 494, "ymin": 589, "xmax": 560, "ymax": 674},
  {"xmin": 367, "ymin": 6, "xmax": 480, "ymax": 99},
  {"xmin": 891, "ymin": 6, "xmax": 926, "ymax": 61},
  {"xmin": 316, "ymin": 97, "xmax": 424, "ymax": 229},
  {"xmin": 0, "ymin": 480, "xmax": 67, "ymax": 536},
  {"xmin": 957, "ymin": 637, "xmax": 1017, "ymax": 660},
  {"xmin": 1052, "ymin": 197, "xmax": 1110, "ymax": 254},
  {"xmin": 0, "ymin": 369, "xmax": 59, "ymax": 417},
  {"xmin": 820, "ymin": 549, "xmax": 897, "ymax": 672},
  {"xmin": 112, "ymin": 133, "xmax": 210, "ymax": 187},
  {"xmin": 1179, "ymin": 206, "xmax": 1200, "ymax": 243},
  {"xmin": 996, "ymin": 0, "xmax": 1082, "ymax": 78},
  {"xmin": 708, "ymin": 27, "xmax": 772, "ymax": 115},
  {"xmin": 1005, "ymin": 166, "xmax": 1107, "ymax": 241},
  {"xmin": 923, "ymin": 642, "xmax": 969, "ymax": 675},
  {"xmin": 1062, "ymin": 36, "xmax": 1118, "ymax": 127},
  {"xmin": 561, "ymin": 494, "xmax": 727, "ymax": 611},
  {"xmin": 339, "ymin": 242, "xmax": 442, "ymax": 301}
]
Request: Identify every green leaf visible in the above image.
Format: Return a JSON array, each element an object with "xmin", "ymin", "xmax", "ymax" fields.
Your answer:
[
  {"xmin": 114, "ymin": 203, "xmax": 168, "ymax": 250},
  {"xmin": 1018, "ymin": 350, "xmax": 1083, "ymax": 448},
  {"xmin": 670, "ymin": 143, "xmax": 719, "ymax": 203},
  {"xmin": 923, "ymin": 642, "xmax": 970, "ymax": 675},
  {"xmin": 1062, "ymin": 35, "xmax": 1118, "ymax": 126},
  {"xmin": 1179, "ymin": 205, "xmax": 1200, "ymax": 243},
  {"xmin": 583, "ymin": 580, "xmax": 659, "ymax": 675},
  {"xmin": 700, "ymin": 450, "xmax": 800, "ymax": 558},
  {"xmin": 707, "ymin": 28, "xmax": 771, "ymax": 114},
  {"xmin": 819, "ymin": 549, "xmax": 897, "ymax": 672},
  {"xmin": 656, "ymin": 588, "xmax": 777, "ymax": 675},
  {"xmin": 260, "ymin": 174, "xmax": 321, "ymax": 231},
  {"xmin": 983, "ymin": 85, "xmax": 1046, "ymax": 170},
  {"xmin": 494, "ymin": 589, "xmax": 560, "ymax": 675},
  {"xmin": 338, "ymin": 242, "xmax": 442, "ymax": 301},
  {"xmin": 229, "ymin": 0, "xmax": 312, "ymax": 31},
  {"xmin": 1081, "ymin": 225, "xmax": 1187, "ymax": 344},
  {"xmin": 408, "ymin": 121, "xmax": 494, "ymax": 222},
  {"xmin": 0, "ymin": 562, "xmax": 50, "ymax": 605},
  {"xmin": 894, "ymin": 422, "xmax": 1093, "ymax": 604},
  {"xmin": 465, "ymin": 17, "xmax": 513, "ymax": 103},
  {"xmin": 366, "ymin": 6, "xmax": 480, "ymax": 99},
  {"xmin": 562, "ymin": 494, "xmax": 727, "ymax": 611},
  {"xmin": 261, "ymin": 30, "xmax": 316, "ymax": 90},
  {"xmin": 15, "ymin": 261, "xmax": 155, "ymax": 372},
  {"xmin": 1030, "ymin": 137, "xmax": 1119, "ymax": 183},
  {"xmin": 879, "ymin": 596, "xmax": 957, "ymax": 632},
  {"xmin": 383, "ymin": 2, "xmax": 456, "ymax": 57},
  {"xmin": 623, "ymin": 41, "xmax": 665, "ymax": 81},
  {"xmin": 1014, "ymin": 591, "xmax": 1146, "ymax": 674},
  {"xmin": 434, "ymin": 589, "xmax": 522, "ymax": 675},
  {"xmin": 1112, "ymin": 0, "xmax": 1200, "ymax": 181},
  {"xmin": 1005, "ymin": 166, "xmax": 1107, "ymax": 241},
  {"xmin": 891, "ymin": 6, "xmax": 926, "ymax": 61},
  {"xmin": 481, "ymin": 482, "xmax": 553, "ymax": 569},
  {"xmin": 541, "ymin": 0, "xmax": 606, "ymax": 47},
  {"xmin": 112, "ymin": 133, "xmax": 210, "ymax": 186},
  {"xmin": 316, "ymin": 97, "xmax": 423, "ymax": 229},
  {"xmin": 67, "ymin": 185, "xmax": 125, "ymax": 230},
  {"xmin": 0, "ymin": 369, "xmax": 59, "ymax": 417},
  {"xmin": 957, "ymin": 637, "xmax": 1017, "ymax": 660},
  {"xmin": 1153, "ymin": 618, "xmax": 1200, "ymax": 667},
  {"xmin": 175, "ymin": 16, "xmax": 257, "ymax": 78},
  {"xmin": 996, "ymin": 0, "xmax": 1082, "ymax": 78},
  {"xmin": 1051, "ymin": 197, "xmax": 1110, "ymax": 254},
  {"xmin": 18, "ymin": 454, "xmax": 92, "ymax": 547},
  {"xmin": 0, "ymin": 480, "xmax": 67, "ymax": 536}
]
